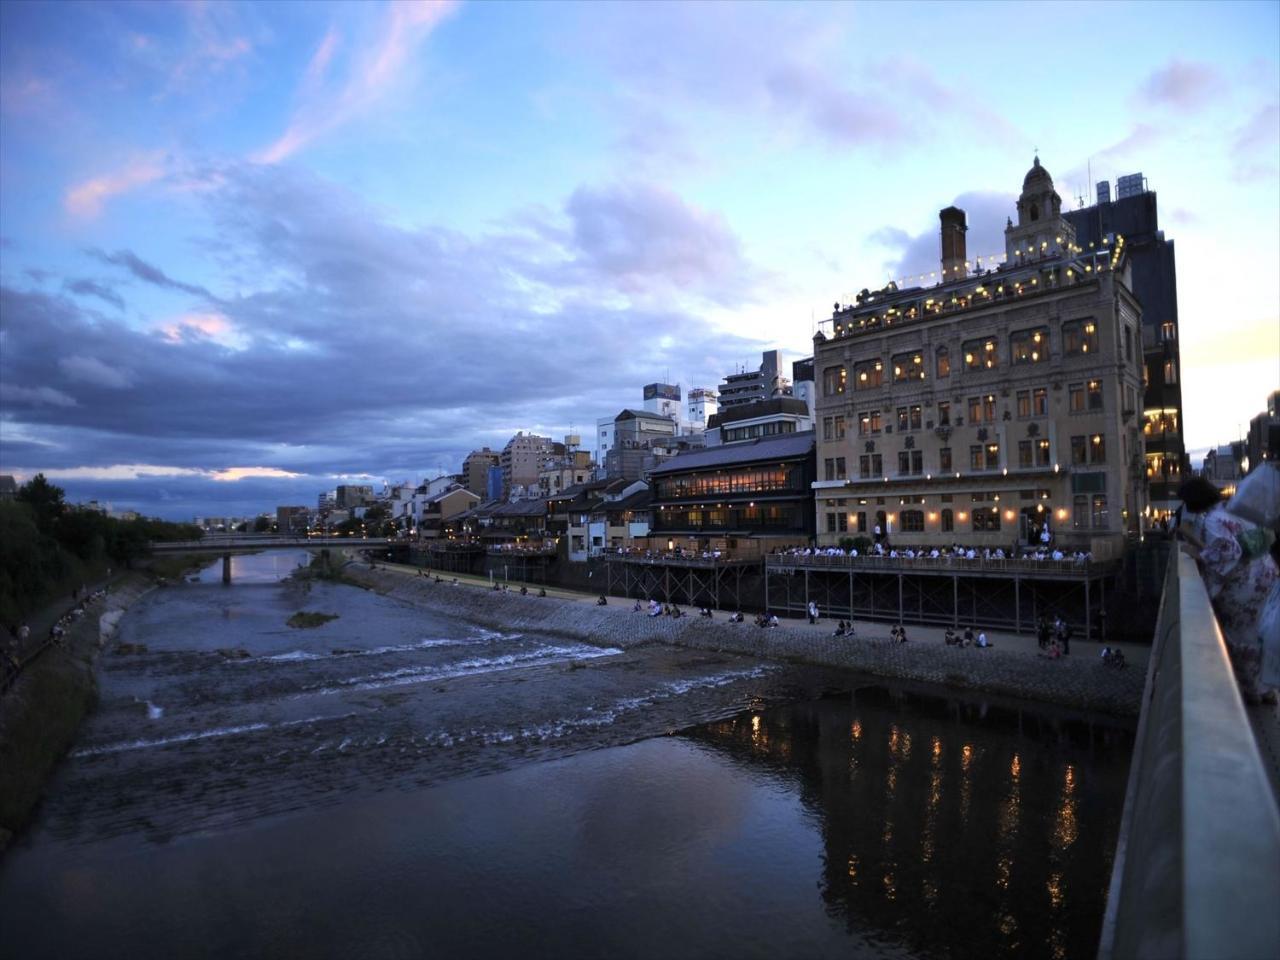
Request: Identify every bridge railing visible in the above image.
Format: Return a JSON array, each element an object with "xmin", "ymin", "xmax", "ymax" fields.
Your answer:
[{"xmin": 1098, "ymin": 546, "xmax": 1280, "ymax": 959}]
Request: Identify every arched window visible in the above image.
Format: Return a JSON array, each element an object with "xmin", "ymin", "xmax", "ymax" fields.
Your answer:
[
  {"xmin": 1030, "ymin": 203, "xmax": 1040, "ymax": 221},
  {"xmin": 936, "ymin": 346, "xmax": 950, "ymax": 379}
]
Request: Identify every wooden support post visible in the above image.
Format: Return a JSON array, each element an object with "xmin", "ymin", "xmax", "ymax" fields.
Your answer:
[
  {"xmin": 1085, "ymin": 576, "xmax": 1091, "ymax": 643},
  {"xmin": 897, "ymin": 572, "xmax": 904, "ymax": 624},
  {"xmin": 222, "ymin": 553, "xmax": 231, "ymax": 584},
  {"xmin": 1015, "ymin": 577, "xmax": 1021, "ymax": 634},
  {"xmin": 952, "ymin": 574, "xmax": 959, "ymax": 627}
]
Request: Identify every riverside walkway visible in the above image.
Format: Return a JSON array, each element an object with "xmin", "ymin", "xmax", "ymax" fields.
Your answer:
[{"xmin": 347, "ymin": 557, "xmax": 1148, "ymax": 716}]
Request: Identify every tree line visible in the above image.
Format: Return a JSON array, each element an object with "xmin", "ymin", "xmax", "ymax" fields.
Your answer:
[{"xmin": 0, "ymin": 474, "xmax": 202, "ymax": 629}]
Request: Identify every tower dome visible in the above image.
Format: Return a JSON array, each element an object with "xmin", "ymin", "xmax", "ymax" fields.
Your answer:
[{"xmin": 1023, "ymin": 154, "xmax": 1053, "ymax": 189}]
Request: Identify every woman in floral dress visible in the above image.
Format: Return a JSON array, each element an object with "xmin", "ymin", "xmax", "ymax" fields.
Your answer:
[{"xmin": 1179, "ymin": 476, "xmax": 1278, "ymax": 701}]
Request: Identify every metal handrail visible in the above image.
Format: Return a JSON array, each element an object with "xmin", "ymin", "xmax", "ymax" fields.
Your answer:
[{"xmin": 1098, "ymin": 547, "xmax": 1280, "ymax": 959}]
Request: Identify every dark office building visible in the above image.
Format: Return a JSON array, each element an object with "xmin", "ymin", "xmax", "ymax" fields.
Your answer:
[{"xmin": 1065, "ymin": 175, "xmax": 1187, "ymax": 515}]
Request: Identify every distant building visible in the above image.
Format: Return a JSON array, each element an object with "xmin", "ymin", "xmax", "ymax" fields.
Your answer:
[
  {"xmin": 0, "ymin": 475, "xmax": 16, "ymax": 500},
  {"xmin": 501, "ymin": 432, "xmax": 556, "ymax": 501},
  {"xmin": 1247, "ymin": 390, "xmax": 1280, "ymax": 473},
  {"xmin": 462, "ymin": 448, "xmax": 501, "ymax": 500},
  {"xmin": 277, "ymin": 505, "xmax": 309, "ymax": 535},
  {"xmin": 686, "ymin": 387, "xmax": 719, "ymax": 434},
  {"xmin": 1065, "ymin": 173, "xmax": 1187, "ymax": 517},
  {"xmin": 705, "ymin": 397, "xmax": 812, "ymax": 447},
  {"xmin": 603, "ymin": 409, "xmax": 679, "ymax": 480},
  {"xmin": 643, "ymin": 382, "xmax": 684, "ymax": 430},
  {"xmin": 717, "ymin": 350, "xmax": 789, "ymax": 410},
  {"xmin": 335, "ymin": 485, "xmax": 374, "ymax": 509},
  {"xmin": 486, "ymin": 465, "xmax": 504, "ymax": 502},
  {"xmin": 538, "ymin": 438, "xmax": 596, "ymax": 498},
  {"xmin": 1203, "ymin": 442, "xmax": 1246, "ymax": 487}
]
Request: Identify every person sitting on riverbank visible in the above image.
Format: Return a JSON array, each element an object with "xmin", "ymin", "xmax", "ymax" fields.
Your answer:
[
  {"xmin": 633, "ymin": 600, "xmax": 643, "ymax": 612},
  {"xmin": 538, "ymin": 588, "xmax": 547, "ymax": 597},
  {"xmin": 1041, "ymin": 639, "xmax": 1062, "ymax": 659},
  {"xmin": 963, "ymin": 627, "xmax": 975, "ymax": 647},
  {"xmin": 648, "ymin": 600, "xmax": 662, "ymax": 617},
  {"xmin": 729, "ymin": 611, "xmax": 744, "ymax": 623},
  {"xmin": 700, "ymin": 607, "xmax": 713, "ymax": 618},
  {"xmin": 492, "ymin": 582, "xmax": 501, "ymax": 592},
  {"xmin": 596, "ymin": 596, "xmax": 608, "ymax": 606},
  {"xmin": 768, "ymin": 614, "xmax": 780, "ymax": 628},
  {"xmin": 519, "ymin": 586, "xmax": 528, "ymax": 596},
  {"xmin": 976, "ymin": 631, "xmax": 991, "ymax": 648},
  {"xmin": 944, "ymin": 627, "xmax": 958, "ymax": 646},
  {"xmin": 834, "ymin": 620, "xmax": 852, "ymax": 637}
]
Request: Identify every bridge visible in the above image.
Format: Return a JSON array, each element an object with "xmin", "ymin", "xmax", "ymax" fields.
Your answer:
[
  {"xmin": 147, "ymin": 536, "xmax": 392, "ymax": 583},
  {"xmin": 1100, "ymin": 546, "xmax": 1280, "ymax": 958}
]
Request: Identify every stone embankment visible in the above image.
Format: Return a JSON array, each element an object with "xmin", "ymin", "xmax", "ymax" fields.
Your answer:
[
  {"xmin": 340, "ymin": 563, "xmax": 1146, "ymax": 717},
  {"xmin": 0, "ymin": 575, "xmax": 152, "ymax": 852}
]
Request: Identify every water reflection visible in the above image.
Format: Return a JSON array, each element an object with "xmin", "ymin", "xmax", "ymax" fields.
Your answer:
[{"xmin": 688, "ymin": 685, "xmax": 1132, "ymax": 960}]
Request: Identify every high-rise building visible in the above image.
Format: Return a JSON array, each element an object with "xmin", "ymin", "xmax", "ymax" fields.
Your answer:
[
  {"xmin": 1064, "ymin": 174, "xmax": 1186, "ymax": 517},
  {"xmin": 462, "ymin": 448, "xmax": 501, "ymax": 501},
  {"xmin": 812, "ymin": 157, "xmax": 1147, "ymax": 557},
  {"xmin": 335, "ymin": 485, "xmax": 373, "ymax": 509},
  {"xmin": 642, "ymin": 383, "xmax": 683, "ymax": 428},
  {"xmin": 501, "ymin": 432, "xmax": 556, "ymax": 500},
  {"xmin": 718, "ymin": 350, "xmax": 789, "ymax": 409},
  {"xmin": 1247, "ymin": 390, "xmax": 1280, "ymax": 474},
  {"xmin": 686, "ymin": 387, "xmax": 718, "ymax": 432}
]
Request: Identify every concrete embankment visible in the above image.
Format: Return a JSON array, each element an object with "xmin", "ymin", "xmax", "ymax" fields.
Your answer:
[
  {"xmin": 339, "ymin": 563, "xmax": 1146, "ymax": 717},
  {"xmin": 0, "ymin": 575, "xmax": 152, "ymax": 852}
]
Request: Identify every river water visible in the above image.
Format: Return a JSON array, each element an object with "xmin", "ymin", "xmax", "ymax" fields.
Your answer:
[{"xmin": 0, "ymin": 551, "xmax": 1132, "ymax": 959}]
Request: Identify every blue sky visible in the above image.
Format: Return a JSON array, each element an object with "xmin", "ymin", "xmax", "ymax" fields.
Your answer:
[{"xmin": 1, "ymin": 0, "xmax": 1277, "ymax": 519}]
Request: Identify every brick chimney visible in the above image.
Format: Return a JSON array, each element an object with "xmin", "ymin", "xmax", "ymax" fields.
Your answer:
[{"xmin": 940, "ymin": 206, "xmax": 967, "ymax": 280}]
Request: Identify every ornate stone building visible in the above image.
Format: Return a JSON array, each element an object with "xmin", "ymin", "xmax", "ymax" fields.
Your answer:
[{"xmin": 812, "ymin": 158, "xmax": 1146, "ymax": 558}]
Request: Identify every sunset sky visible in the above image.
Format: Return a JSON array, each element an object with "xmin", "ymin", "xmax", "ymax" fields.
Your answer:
[{"xmin": 1, "ymin": 0, "xmax": 1277, "ymax": 518}]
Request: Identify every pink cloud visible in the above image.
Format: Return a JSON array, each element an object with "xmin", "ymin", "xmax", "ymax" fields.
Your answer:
[
  {"xmin": 63, "ymin": 154, "xmax": 167, "ymax": 219},
  {"xmin": 255, "ymin": 0, "xmax": 457, "ymax": 164},
  {"xmin": 158, "ymin": 311, "xmax": 248, "ymax": 350}
]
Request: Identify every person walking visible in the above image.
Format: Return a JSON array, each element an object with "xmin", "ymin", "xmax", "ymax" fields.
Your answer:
[{"xmin": 807, "ymin": 600, "xmax": 819, "ymax": 625}]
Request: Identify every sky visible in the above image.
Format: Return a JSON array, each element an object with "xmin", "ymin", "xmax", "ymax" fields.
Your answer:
[{"xmin": 1, "ymin": 0, "xmax": 1277, "ymax": 520}]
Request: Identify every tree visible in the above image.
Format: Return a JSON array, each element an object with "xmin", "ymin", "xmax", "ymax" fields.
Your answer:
[
  {"xmin": 253, "ymin": 516, "xmax": 271, "ymax": 533},
  {"xmin": 17, "ymin": 473, "xmax": 66, "ymax": 535}
]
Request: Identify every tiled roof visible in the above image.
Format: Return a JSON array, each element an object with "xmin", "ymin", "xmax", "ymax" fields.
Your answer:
[{"xmin": 647, "ymin": 431, "xmax": 815, "ymax": 475}]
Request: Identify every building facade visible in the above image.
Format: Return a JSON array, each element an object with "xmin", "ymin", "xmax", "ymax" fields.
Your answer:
[
  {"xmin": 500, "ymin": 432, "xmax": 556, "ymax": 501},
  {"xmin": 603, "ymin": 409, "xmax": 679, "ymax": 480},
  {"xmin": 705, "ymin": 397, "xmax": 812, "ymax": 446},
  {"xmin": 462, "ymin": 448, "xmax": 500, "ymax": 501},
  {"xmin": 648, "ymin": 431, "xmax": 816, "ymax": 557},
  {"xmin": 1064, "ymin": 174, "xmax": 1187, "ymax": 516},
  {"xmin": 812, "ymin": 158, "xmax": 1146, "ymax": 558}
]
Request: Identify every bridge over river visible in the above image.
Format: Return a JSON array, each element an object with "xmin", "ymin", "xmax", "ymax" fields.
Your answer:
[{"xmin": 148, "ymin": 536, "xmax": 392, "ymax": 582}]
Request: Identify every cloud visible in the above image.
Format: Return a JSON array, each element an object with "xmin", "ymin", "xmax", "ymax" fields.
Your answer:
[
  {"xmin": 2, "ymin": 163, "xmax": 773, "ymax": 517},
  {"xmin": 764, "ymin": 64, "xmax": 907, "ymax": 147},
  {"xmin": 1232, "ymin": 102, "xmax": 1279, "ymax": 180},
  {"xmin": 869, "ymin": 190, "xmax": 1016, "ymax": 284},
  {"xmin": 63, "ymin": 154, "xmax": 167, "ymax": 219},
  {"xmin": 88, "ymin": 247, "xmax": 216, "ymax": 299},
  {"xmin": 58, "ymin": 355, "xmax": 135, "ymax": 389},
  {"xmin": 0, "ymin": 383, "xmax": 77, "ymax": 408},
  {"xmin": 1138, "ymin": 59, "xmax": 1222, "ymax": 109},
  {"xmin": 63, "ymin": 278, "xmax": 125, "ymax": 310},
  {"xmin": 158, "ymin": 311, "xmax": 249, "ymax": 350},
  {"xmin": 255, "ymin": 1, "xmax": 457, "ymax": 163},
  {"xmin": 559, "ymin": 183, "xmax": 757, "ymax": 299}
]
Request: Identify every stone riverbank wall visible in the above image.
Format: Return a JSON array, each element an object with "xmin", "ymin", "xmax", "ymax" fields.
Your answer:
[
  {"xmin": 0, "ymin": 575, "xmax": 153, "ymax": 852},
  {"xmin": 341, "ymin": 563, "xmax": 1146, "ymax": 717}
]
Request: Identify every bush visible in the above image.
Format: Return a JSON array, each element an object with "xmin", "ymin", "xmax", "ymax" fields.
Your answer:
[{"xmin": 851, "ymin": 536, "xmax": 873, "ymax": 554}]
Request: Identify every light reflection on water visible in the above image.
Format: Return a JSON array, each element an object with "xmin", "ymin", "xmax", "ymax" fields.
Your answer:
[{"xmin": 688, "ymin": 688, "xmax": 1132, "ymax": 960}]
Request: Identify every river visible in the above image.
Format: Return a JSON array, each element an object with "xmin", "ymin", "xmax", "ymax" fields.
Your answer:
[{"xmin": 0, "ymin": 551, "xmax": 1132, "ymax": 959}]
